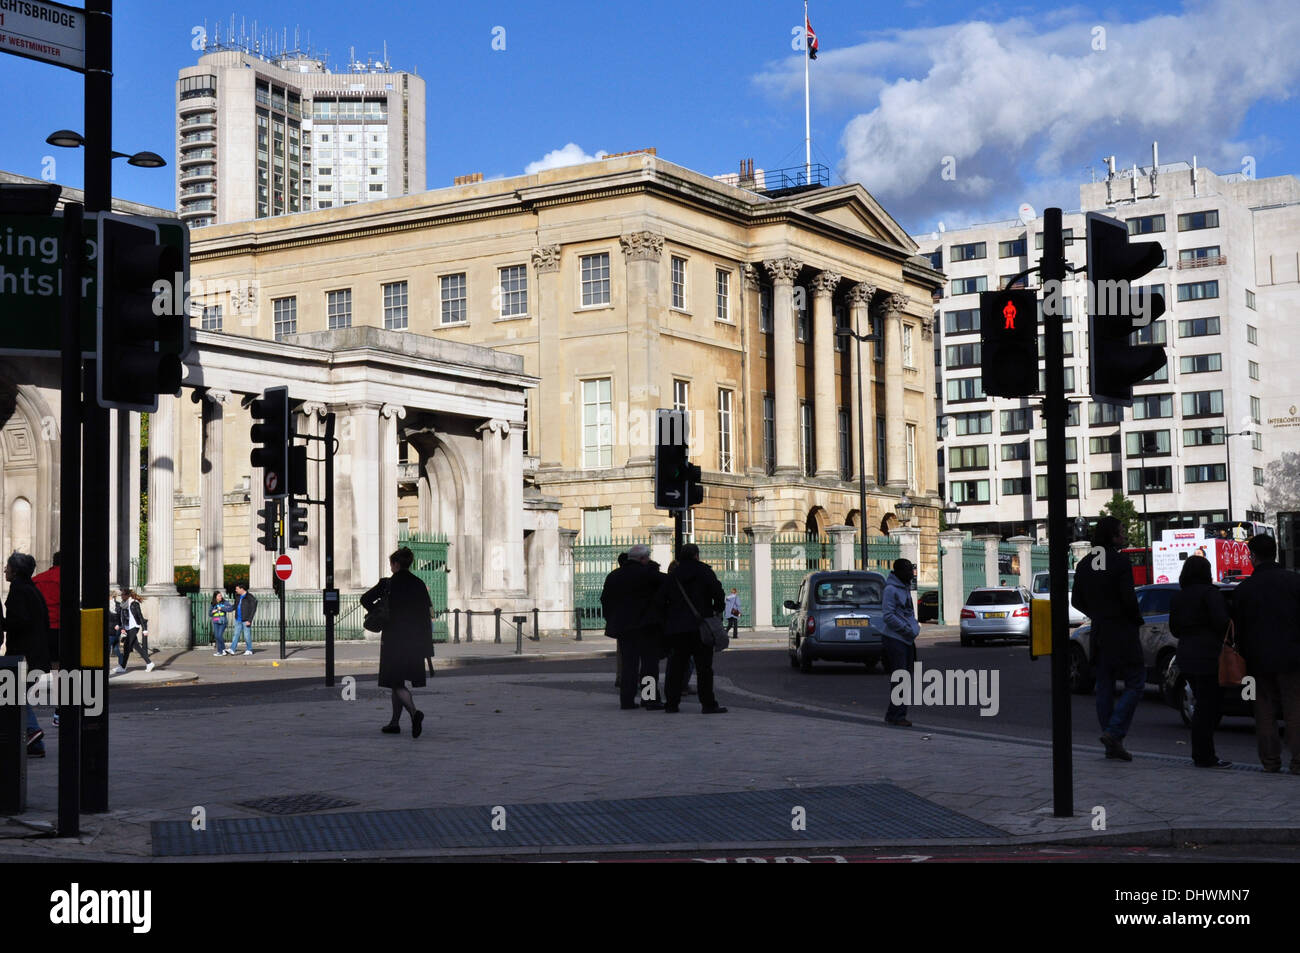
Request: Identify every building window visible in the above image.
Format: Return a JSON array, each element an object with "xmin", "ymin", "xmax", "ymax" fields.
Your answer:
[
  {"xmin": 951, "ymin": 479, "xmax": 990, "ymax": 504},
  {"xmin": 1139, "ymin": 364, "xmax": 1169, "ymax": 385},
  {"xmin": 944, "ymin": 308, "xmax": 980, "ymax": 335},
  {"xmin": 326, "ymin": 288, "xmax": 352, "ymax": 329},
  {"xmin": 1127, "ymin": 214, "xmax": 1165, "ymax": 234},
  {"xmin": 1253, "ymin": 431, "xmax": 1263, "ymax": 451},
  {"xmin": 1035, "ymin": 437, "xmax": 1077, "ymax": 464},
  {"xmin": 951, "ymin": 445, "xmax": 989, "ymax": 470},
  {"xmin": 1251, "ymin": 396, "xmax": 1261, "ymax": 424},
  {"xmin": 796, "ymin": 287, "xmax": 809, "ymax": 341},
  {"xmin": 903, "ymin": 324, "xmax": 914, "ymax": 368},
  {"xmin": 759, "ymin": 284, "xmax": 773, "ymax": 333},
  {"xmin": 998, "ymin": 238, "xmax": 1026, "ymax": 258},
  {"xmin": 1127, "ymin": 466, "xmax": 1172, "ymax": 493},
  {"xmin": 1247, "ymin": 325, "xmax": 1257, "ymax": 345},
  {"xmin": 499, "ymin": 264, "xmax": 528, "ymax": 317},
  {"xmin": 1065, "ymin": 403, "xmax": 1081, "ymax": 427},
  {"xmin": 953, "ymin": 411, "xmax": 993, "ymax": 435},
  {"xmin": 1000, "ymin": 408, "xmax": 1032, "ymax": 434},
  {"xmin": 1001, "ymin": 442, "xmax": 1029, "ymax": 462},
  {"xmin": 1038, "ymin": 331, "xmax": 1074, "ymax": 359},
  {"xmin": 681, "ymin": 508, "xmax": 695, "ymax": 543},
  {"xmin": 671, "ymin": 256, "xmax": 687, "ymax": 310},
  {"xmin": 1246, "ymin": 289, "xmax": 1256, "ymax": 310},
  {"xmin": 1131, "ymin": 321, "xmax": 1167, "ymax": 346},
  {"xmin": 1248, "ymin": 360, "xmax": 1259, "ymax": 381},
  {"xmin": 906, "ymin": 424, "xmax": 917, "ymax": 489},
  {"xmin": 1090, "ymin": 471, "xmax": 1122, "ymax": 490},
  {"xmin": 1185, "ymin": 464, "xmax": 1226, "ymax": 484},
  {"xmin": 947, "ymin": 377, "xmax": 985, "ymax": 403},
  {"xmin": 580, "ymin": 253, "xmax": 611, "ymax": 307},
  {"xmin": 838, "ymin": 410, "xmax": 851, "ymax": 480},
  {"xmin": 1254, "ymin": 467, "xmax": 1265, "ymax": 486},
  {"xmin": 1036, "ymin": 473, "xmax": 1079, "ymax": 499},
  {"xmin": 925, "ymin": 249, "xmax": 942, "ymax": 270},
  {"xmin": 1034, "ymin": 228, "xmax": 1073, "ymax": 250},
  {"xmin": 1178, "ymin": 316, "xmax": 1220, "ymax": 338},
  {"xmin": 800, "ymin": 401, "xmax": 814, "ymax": 477},
  {"xmin": 1179, "ymin": 245, "xmax": 1220, "ymax": 264},
  {"xmin": 1126, "ymin": 430, "xmax": 1171, "ymax": 457},
  {"xmin": 715, "ymin": 269, "xmax": 731, "ymax": 322},
  {"xmin": 1037, "ymin": 367, "xmax": 1076, "ymax": 392},
  {"xmin": 1181, "ymin": 391, "xmax": 1223, "ymax": 419},
  {"xmin": 762, "ymin": 395, "xmax": 775, "ymax": 475},
  {"xmin": 1089, "ymin": 434, "xmax": 1120, "ymax": 454},
  {"xmin": 1133, "ymin": 394, "xmax": 1173, "ymax": 420},
  {"xmin": 440, "ymin": 273, "xmax": 467, "ymax": 324},
  {"xmin": 717, "ymin": 388, "xmax": 733, "ymax": 473},
  {"xmin": 1180, "ymin": 353, "xmax": 1221, "ymax": 374},
  {"xmin": 581, "ymin": 506, "xmax": 611, "ymax": 541},
  {"xmin": 1089, "ymin": 402, "xmax": 1123, "ymax": 425},
  {"xmin": 581, "ymin": 378, "xmax": 613, "ymax": 469},
  {"xmin": 951, "ymin": 276, "xmax": 987, "ymax": 296},
  {"xmin": 724, "ymin": 510, "xmax": 739, "ymax": 542},
  {"xmin": 521, "ymin": 392, "xmax": 531, "ymax": 456},
  {"xmin": 950, "ymin": 241, "xmax": 986, "ymax": 262},
  {"xmin": 383, "ymin": 281, "xmax": 408, "ymax": 330},
  {"xmin": 272, "ymin": 296, "xmax": 297, "ymax": 340},
  {"xmin": 876, "ymin": 415, "xmax": 886, "ymax": 480},
  {"xmin": 200, "ymin": 304, "xmax": 222, "ymax": 331},
  {"xmin": 1002, "ymin": 477, "xmax": 1030, "ymax": 496},
  {"xmin": 673, "ymin": 379, "xmax": 689, "ymax": 414},
  {"xmin": 945, "ymin": 342, "xmax": 982, "ymax": 369},
  {"xmin": 1177, "ymin": 280, "xmax": 1219, "ymax": 303},
  {"xmin": 834, "ymin": 306, "xmax": 848, "ymax": 352},
  {"xmin": 1177, "ymin": 210, "xmax": 1219, "ymax": 231},
  {"xmin": 1184, "ymin": 426, "xmax": 1224, "ymax": 447}
]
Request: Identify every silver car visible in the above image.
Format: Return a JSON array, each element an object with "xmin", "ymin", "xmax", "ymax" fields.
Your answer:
[
  {"xmin": 959, "ymin": 587, "xmax": 1032, "ymax": 646},
  {"xmin": 1030, "ymin": 571, "xmax": 1087, "ymax": 626}
]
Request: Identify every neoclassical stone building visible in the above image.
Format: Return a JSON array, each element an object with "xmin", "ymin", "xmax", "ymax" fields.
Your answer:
[{"xmin": 186, "ymin": 153, "xmax": 944, "ymax": 573}]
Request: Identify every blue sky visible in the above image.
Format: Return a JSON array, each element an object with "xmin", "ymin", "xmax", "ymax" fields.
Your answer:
[{"xmin": 2, "ymin": 0, "xmax": 1296, "ymax": 233}]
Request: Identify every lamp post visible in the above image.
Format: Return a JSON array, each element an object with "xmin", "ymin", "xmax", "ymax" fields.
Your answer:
[
  {"xmin": 46, "ymin": 130, "xmax": 167, "ymax": 168},
  {"xmin": 896, "ymin": 492, "xmax": 914, "ymax": 527},
  {"xmin": 1224, "ymin": 429, "xmax": 1252, "ymax": 524},
  {"xmin": 837, "ymin": 319, "xmax": 881, "ymax": 568}
]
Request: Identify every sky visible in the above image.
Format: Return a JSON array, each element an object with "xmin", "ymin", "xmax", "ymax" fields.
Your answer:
[{"xmin": 1, "ymin": 0, "xmax": 1296, "ymax": 235}]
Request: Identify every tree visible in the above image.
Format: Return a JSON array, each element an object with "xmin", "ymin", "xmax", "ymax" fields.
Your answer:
[
  {"xmin": 1260, "ymin": 450, "xmax": 1300, "ymax": 524},
  {"xmin": 1099, "ymin": 492, "xmax": 1146, "ymax": 546}
]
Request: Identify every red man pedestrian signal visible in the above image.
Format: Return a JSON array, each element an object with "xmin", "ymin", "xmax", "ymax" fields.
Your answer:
[
  {"xmin": 979, "ymin": 289, "xmax": 1039, "ymax": 397},
  {"xmin": 1003, "ymin": 300, "xmax": 1017, "ymax": 330}
]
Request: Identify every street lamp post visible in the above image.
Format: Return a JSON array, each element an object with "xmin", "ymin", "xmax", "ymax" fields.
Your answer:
[
  {"xmin": 1224, "ymin": 429, "xmax": 1252, "ymax": 524},
  {"xmin": 837, "ymin": 319, "xmax": 881, "ymax": 569}
]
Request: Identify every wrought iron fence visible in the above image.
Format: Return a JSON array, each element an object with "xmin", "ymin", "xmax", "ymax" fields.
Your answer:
[
  {"xmin": 1030, "ymin": 544, "xmax": 1050, "ymax": 576},
  {"xmin": 572, "ymin": 536, "xmax": 649, "ymax": 631},
  {"xmin": 694, "ymin": 533, "xmax": 753, "ymax": 627},
  {"xmin": 854, "ymin": 536, "xmax": 901, "ymax": 575},
  {"xmin": 188, "ymin": 590, "xmax": 368, "ymax": 645},
  {"xmin": 770, "ymin": 534, "xmax": 829, "ymax": 624},
  {"xmin": 961, "ymin": 545, "xmax": 986, "ymax": 601},
  {"xmin": 402, "ymin": 530, "xmax": 450, "ymax": 641}
]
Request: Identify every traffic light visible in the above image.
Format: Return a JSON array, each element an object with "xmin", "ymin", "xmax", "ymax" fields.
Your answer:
[
  {"xmin": 287, "ymin": 499, "xmax": 309, "ymax": 549},
  {"xmin": 97, "ymin": 215, "xmax": 185, "ymax": 411},
  {"xmin": 1085, "ymin": 211, "xmax": 1167, "ymax": 404},
  {"xmin": 256, "ymin": 500, "xmax": 280, "ymax": 552},
  {"xmin": 685, "ymin": 463, "xmax": 703, "ymax": 507},
  {"xmin": 289, "ymin": 444, "xmax": 308, "ymax": 497},
  {"xmin": 250, "ymin": 386, "xmax": 289, "ymax": 498},
  {"xmin": 979, "ymin": 289, "xmax": 1039, "ymax": 397},
  {"xmin": 654, "ymin": 409, "xmax": 690, "ymax": 509}
]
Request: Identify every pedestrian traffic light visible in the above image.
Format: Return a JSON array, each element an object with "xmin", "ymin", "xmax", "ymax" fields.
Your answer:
[
  {"xmin": 256, "ymin": 500, "xmax": 280, "ymax": 552},
  {"xmin": 1085, "ymin": 211, "xmax": 1167, "ymax": 404},
  {"xmin": 287, "ymin": 499, "xmax": 309, "ymax": 549},
  {"xmin": 250, "ymin": 386, "xmax": 289, "ymax": 498},
  {"xmin": 979, "ymin": 289, "xmax": 1039, "ymax": 397},
  {"xmin": 97, "ymin": 215, "xmax": 185, "ymax": 411}
]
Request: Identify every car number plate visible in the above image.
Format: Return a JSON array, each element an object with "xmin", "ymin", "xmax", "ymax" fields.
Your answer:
[
  {"xmin": 986, "ymin": 612, "xmax": 1007, "ymax": 619},
  {"xmin": 836, "ymin": 618, "xmax": 868, "ymax": 627},
  {"xmin": 845, "ymin": 630, "xmax": 860, "ymax": 640}
]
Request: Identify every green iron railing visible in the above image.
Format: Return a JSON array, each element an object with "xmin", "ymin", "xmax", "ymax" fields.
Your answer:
[
  {"xmin": 402, "ymin": 530, "xmax": 450, "ymax": 641},
  {"xmin": 961, "ymin": 544, "xmax": 986, "ymax": 601},
  {"xmin": 1030, "ymin": 543, "xmax": 1050, "ymax": 576},
  {"xmin": 854, "ymin": 536, "xmax": 901, "ymax": 576},
  {"xmin": 771, "ymin": 534, "xmax": 829, "ymax": 624},
  {"xmin": 694, "ymin": 533, "xmax": 754, "ymax": 627},
  {"xmin": 572, "ymin": 536, "xmax": 650, "ymax": 631},
  {"xmin": 189, "ymin": 590, "xmax": 368, "ymax": 645}
]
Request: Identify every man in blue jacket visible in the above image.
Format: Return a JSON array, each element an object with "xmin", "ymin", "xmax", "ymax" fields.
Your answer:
[{"xmin": 882, "ymin": 558, "xmax": 920, "ymax": 726}]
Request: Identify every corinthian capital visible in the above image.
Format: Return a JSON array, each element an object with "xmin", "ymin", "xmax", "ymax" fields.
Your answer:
[
  {"xmin": 619, "ymin": 231, "xmax": 664, "ymax": 262},
  {"xmin": 810, "ymin": 271, "xmax": 842, "ymax": 297},
  {"xmin": 847, "ymin": 282, "xmax": 877, "ymax": 308},
  {"xmin": 763, "ymin": 257, "xmax": 801, "ymax": 285},
  {"xmin": 886, "ymin": 292, "xmax": 910, "ymax": 315},
  {"xmin": 531, "ymin": 244, "xmax": 562, "ymax": 273}
]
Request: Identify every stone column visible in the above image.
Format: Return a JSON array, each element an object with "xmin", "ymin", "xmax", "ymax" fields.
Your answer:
[
  {"xmin": 558, "ymin": 527, "xmax": 579, "ymax": 633},
  {"xmin": 200, "ymin": 389, "xmax": 233, "ymax": 591},
  {"xmin": 144, "ymin": 392, "xmax": 178, "ymax": 595},
  {"xmin": 847, "ymin": 283, "xmax": 876, "ymax": 484},
  {"xmin": 109, "ymin": 408, "xmax": 136, "ymax": 588},
  {"xmin": 883, "ymin": 293, "xmax": 910, "ymax": 489},
  {"xmin": 532, "ymin": 244, "xmax": 563, "ymax": 469},
  {"xmin": 890, "ymin": 525, "xmax": 922, "ymax": 578},
  {"xmin": 764, "ymin": 257, "xmax": 801, "ymax": 475},
  {"xmin": 810, "ymin": 271, "xmax": 842, "ymax": 477},
  {"xmin": 938, "ymin": 529, "xmax": 966, "ymax": 624},
  {"xmin": 747, "ymin": 523, "xmax": 774, "ymax": 628},
  {"xmin": 478, "ymin": 418, "xmax": 516, "ymax": 592},
  {"xmin": 379, "ymin": 403, "xmax": 406, "ymax": 571},
  {"xmin": 344, "ymin": 403, "xmax": 383, "ymax": 589},
  {"xmin": 649, "ymin": 525, "xmax": 674, "ymax": 569},
  {"xmin": 972, "ymin": 533, "xmax": 1000, "ymax": 587},
  {"xmin": 1010, "ymin": 534, "xmax": 1035, "ymax": 590},
  {"xmin": 620, "ymin": 231, "xmax": 663, "ymax": 466},
  {"xmin": 828, "ymin": 524, "xmax": 856, "ymax": 571}
]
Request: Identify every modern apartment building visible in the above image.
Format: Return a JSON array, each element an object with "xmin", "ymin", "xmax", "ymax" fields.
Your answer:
[
  {"xmin": 176, "ymin": 43, "xmax": 426, "ymax": 227},
  {"xmin": 916, "ymin": 157, "xmax": 1300, "ymax": 540}
]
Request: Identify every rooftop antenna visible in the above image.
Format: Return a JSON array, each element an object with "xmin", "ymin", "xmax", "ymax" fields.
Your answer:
[
  {"xmin": 1149, "ymin": 141, "xmax": 1159, "ymax": 197},
  {"xmin": 1192, "ymin": 155, "xmax": 1199, "ymax": 197},
  {"xmin": 1131, "ymin": 162, "xmax": 1138, "ymax": 201},
  {"xmin": 1103, "ymin": 155, "xmax": 1116, "ymax": 204}
]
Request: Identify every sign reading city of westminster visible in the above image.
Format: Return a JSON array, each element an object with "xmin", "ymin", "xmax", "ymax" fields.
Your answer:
[{"xmin": 0, "ymin": 0, "xmax": 86, "ymax": 72}]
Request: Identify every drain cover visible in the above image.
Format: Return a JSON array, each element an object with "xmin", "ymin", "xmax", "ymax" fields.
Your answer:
[{"xmin": 236, "ymin": 793, "xmax": 361, "ymax": 815}]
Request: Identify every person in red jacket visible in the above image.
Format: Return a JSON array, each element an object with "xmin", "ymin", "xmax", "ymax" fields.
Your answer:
[{"xmin": 32, "ymin": 552, "xmax": 60, "ymax": 671}]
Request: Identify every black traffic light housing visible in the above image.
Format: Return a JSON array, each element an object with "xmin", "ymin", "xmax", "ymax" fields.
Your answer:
[
  {"xmin": 979, "ymin": 288, "xmax": 1039, "ymax": 398},
  {"xmin": 256, "ymin": 499, "xmax": 280, "ymax": 552},
  {"xmin": 287, "ymin": 499, "xmax": 309, "ymax": 549},
  {"xmin": 654, "ymin": 409, "xmax": 703, "ymax": 510},
  {"xmin": 250, "ymin": 386, "xmax": 289, "ymax": 498},
  {"xmin": 685, "ymin": 463, "xmax": 703, "ymax": 506},
  {"xmin": 1085, "ymin": 211, "xmax": 1167, "ymax": 404},
  {"xmin": 97, "ymin": 215, "xmax": 185, "ymax": 411}
]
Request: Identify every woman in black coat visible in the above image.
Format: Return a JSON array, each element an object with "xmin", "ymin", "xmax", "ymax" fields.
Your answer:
[
  {"xmin": 1168, "ymin": 555, "xmax": 1231, "ymax": 768},
  {"xmin": 361, "ymin": 547, "xmax": 433, "ymax": 737},
  {"xmin": 4, "ymin": 552, "xmax": 51, "ymax": 756}
]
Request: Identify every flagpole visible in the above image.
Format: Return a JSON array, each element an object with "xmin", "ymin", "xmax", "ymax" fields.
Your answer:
[{"xmin": 804, "ymin": 0, "xmax": 811, "ymax": 183}]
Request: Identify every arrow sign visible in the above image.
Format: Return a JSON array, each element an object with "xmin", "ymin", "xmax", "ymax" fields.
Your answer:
[
  {"xmin": 664, "ymin": 490, "xmax": 681, "ymax": 501},
  {"xmin": 275, "ymin": 554, "xmax": 293, "ymax": 581}
]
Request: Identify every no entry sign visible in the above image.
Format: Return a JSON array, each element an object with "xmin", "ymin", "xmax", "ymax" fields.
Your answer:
[{"xmin": 275, "ymin": 554, "xmax": 293, "ymax": 581}]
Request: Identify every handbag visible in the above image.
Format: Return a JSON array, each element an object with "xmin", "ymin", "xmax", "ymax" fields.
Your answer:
[
  {"xmin": 1218, "ymin": 619, "xmax": 1247, "ymax": 687},
  {"xmin": 673, "ymin": 576, "xmax": 728, "ymax": 652},
  {"xmin": 363, "ymin": 579, "xmax": 391, "ymax": 634}
]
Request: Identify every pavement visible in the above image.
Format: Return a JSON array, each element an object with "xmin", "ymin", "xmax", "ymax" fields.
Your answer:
[{"xmin": 5, "ymin": 623, "xmax": 1299, "ymax": 861}]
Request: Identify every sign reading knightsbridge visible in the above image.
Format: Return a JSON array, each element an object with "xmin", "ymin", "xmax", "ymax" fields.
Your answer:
[
  {"xmin": 0, "ymin": 0, "xmax": 86, "ymax": 71},
  {"xmin": 0, "ymin": 211, "xmax": 188, "ymax": 356}
]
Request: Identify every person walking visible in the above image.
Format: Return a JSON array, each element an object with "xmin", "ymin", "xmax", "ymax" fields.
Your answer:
[
  {"xmin": 724, "ymin": 588, "xmax": 742, "ymax": 641},
  {"xmin": 112, "ymin": 588, "xmax": 154, "ymax": 673},
  {"xmin": 226, "ymin": 584, "xmax": 257, "ymax": 656},
  {"xmin": 1231, "ymin": 533, "xmax": 1300, "ymax": 773},
  {"xmin": 1168, "ymin": 555, "xmax": 1231, "ymax": 768},
  {"xmin": 659, "ymin": 543, "xmax": 727, "ymax": 714},
  {"xmin": 609, "ymin": 552, "xmax": 628, "ymax": 690},
  {"xmin": 882, "ymin": 558, "xmax": 920, "ymax": 727},
  {"xmin": 362, "ymin": 547, "xmax": 433, "ymax": 737},
  {"xmin": 1072, "ymin": 516, "xmax": 1145, "ymax": 761},
  {"xmin": 601, "ymin": 544, "xmax": 666, "ymax": 710},
  {"xmin": 32, "ymin": 552, "xmax": 60, "ymax": 671},
  {"xmin": 3, "ymin": 553, "xmax": 51, "ymax": 757},
  {"xmin": 209, "ymin": 590, "xmax": 234, "ymax": 657}
]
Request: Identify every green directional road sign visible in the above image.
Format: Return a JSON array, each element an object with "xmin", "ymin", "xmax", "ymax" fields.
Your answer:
[{"xmin": 0, "ymin": 210, "xmax": 188, "ymax": 357}]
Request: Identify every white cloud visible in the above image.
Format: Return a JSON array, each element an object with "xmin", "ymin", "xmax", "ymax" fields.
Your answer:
[
  {"xmin": 524, "ymin": 143, "xmax": 608, "ymax": 175},
  {"xmin": 752, "ymin": 0, "xmax": 1300, "ymax": 230}
]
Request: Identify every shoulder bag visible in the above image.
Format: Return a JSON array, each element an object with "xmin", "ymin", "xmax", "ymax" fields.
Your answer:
[
  {"xmin": 1218, "ymin": 619, "xmax": 1247, "ymax": 687},
  {"xmin": 674, "ymin": 576, "xmax": 728, "ymax": 652},
  {"xmin": 363, "ymin": 578, "xmax": 391, "ymax": 634}
]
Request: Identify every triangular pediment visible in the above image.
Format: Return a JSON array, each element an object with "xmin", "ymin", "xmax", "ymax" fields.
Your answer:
[{"xmin": 782, "ymin": 184, "xmax": 917, "ymax": 253}]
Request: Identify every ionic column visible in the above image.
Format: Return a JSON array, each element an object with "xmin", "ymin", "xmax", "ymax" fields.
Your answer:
[
  {"xmin": 144, "ymin": 392, "xmax": 178, "ymax": 595},
  {"xmin": 379, "ymin": 403, "xmax": 407, "ymax": 569},
  {"xmin": 764, "ymin": 257, "xmax": 802, "ymax": 475},
  {"xmin": 532, "ymin": 244, "xmax": 563, "ymax": 469},
  {"xmin": 478, "ymin": 418, "xmax": 515, "ymax": 591},
  {"xmin": 810, "ymin": 270, "xmax": 842, "ymax": 478},
  {"xmin": 883, "ymin": 293, "xmax": 910, "ymax": 489},
  {"xmin": 200, "ymin": 389, "xmax": 233, "ymax": 591},
  {"xmin": 847, "ymin": 283, "xmax": 877, "ymax": 484},
  {"xmin": 620, "ymin": 231, "xmax": 664, "ymax": 466},
  {"xmin": 344, "ymin": 403, "xmax": 383, "ymax": 589}
]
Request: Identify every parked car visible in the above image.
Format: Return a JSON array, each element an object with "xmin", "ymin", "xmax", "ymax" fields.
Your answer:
[
  {"xmin": 959, "ymin": 587, "xmax": 1032, "ymax": 646},
  {"xmin": 785, "ymin": 571, "xmax": 887, "ymax": 672},
  {"xmin": 917, "ymin": 590, "xmax": 939, "ymax": 623},
  {"xmin": 1067, "ymin": 582, "xmax": 1237, "ymax": 699},
  {"xmin": 1030, "ymin": 571, "xmax": 1086, "ymax": 626}
]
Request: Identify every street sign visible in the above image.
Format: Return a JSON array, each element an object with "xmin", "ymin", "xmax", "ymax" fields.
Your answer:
[
  {"xmin": 0, "ymin": 210, "xmax": 188, "ymax": 357},
  {"xmin": 0, "ymin": 0, "xmax": 86, "ymax": 72},
  {"xmin": 275, "ymin": 554, "xmax": 293, "ymax": 581}
]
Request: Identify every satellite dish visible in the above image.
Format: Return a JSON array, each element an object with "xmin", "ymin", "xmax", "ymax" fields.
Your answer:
[
  {"xmin": 1018, "ymin": 203, "xmax": 1035, "ymax": 225},
  {"xmin": 937, "ymin": 221, "xmax": 946, "ymax": 233}
]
